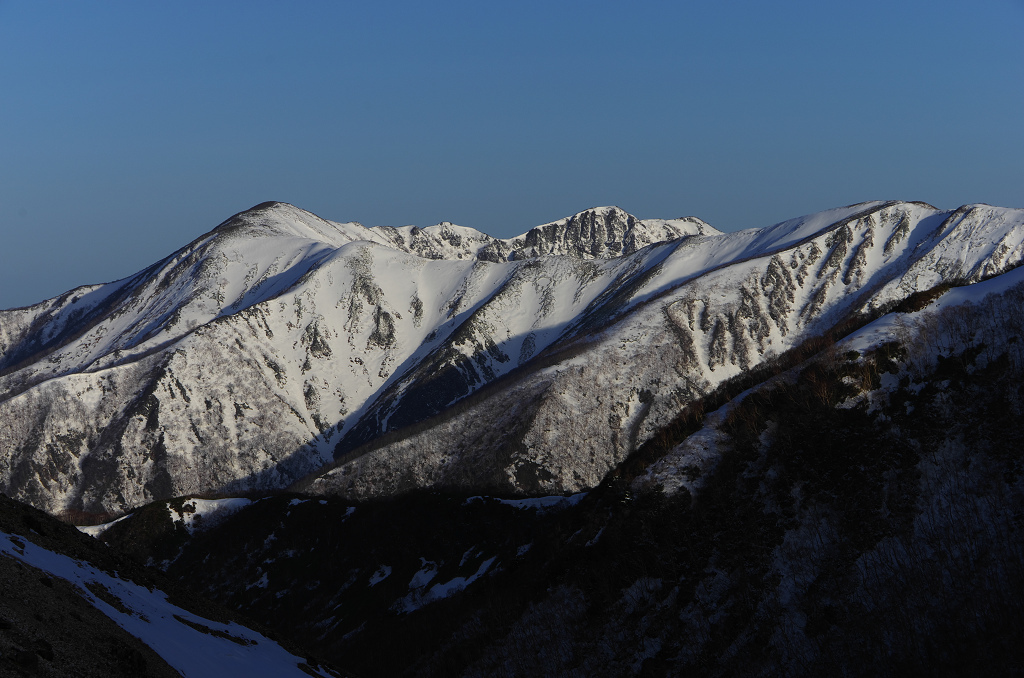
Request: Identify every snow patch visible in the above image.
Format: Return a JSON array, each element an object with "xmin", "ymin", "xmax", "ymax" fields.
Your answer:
[
  {"xmin": 76, "ymin": 512, "xmax": 133, "ymax": 538},
  {"xmin": 169, "ymin": 497, "xmax": 253, "ymax": 535},
  {"xmin": 394, "ymin": 556, "xmax": 497, "ymax": 614},
  {"xmin": 464, "ymin": 493, "xmax": 587, "ymax": 512},
  {"xmin": 369, "ymin": 565, "xmax": 391, "ymax": 586}
]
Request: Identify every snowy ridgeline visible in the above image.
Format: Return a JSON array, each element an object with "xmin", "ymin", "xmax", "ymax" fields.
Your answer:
[{"xmin": 1, "ymin": 200, "xmax": 1023, "ymax": 515}]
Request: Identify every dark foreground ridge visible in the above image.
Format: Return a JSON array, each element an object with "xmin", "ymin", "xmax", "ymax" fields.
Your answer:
[{"xmin": 0, "ymin": 493, "xmax": 345, "ymax": 677}]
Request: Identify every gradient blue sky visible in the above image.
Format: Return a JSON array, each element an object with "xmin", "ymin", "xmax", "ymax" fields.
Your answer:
[{"xmin": 2, "ymin": 1, "xmax": 1022, "ymax": 309}]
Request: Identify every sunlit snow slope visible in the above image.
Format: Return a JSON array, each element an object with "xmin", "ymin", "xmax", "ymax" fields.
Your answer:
[{"xmin": 2, "ymin": 200, "xmax": 1023, "ymax": 514}]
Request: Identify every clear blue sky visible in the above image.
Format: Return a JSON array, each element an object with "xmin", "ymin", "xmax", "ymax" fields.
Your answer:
[{"xmin": 1, "ymin": 1, "xmax": 1022, "ymax": 309}]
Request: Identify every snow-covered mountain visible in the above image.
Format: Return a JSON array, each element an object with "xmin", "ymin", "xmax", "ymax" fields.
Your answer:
[
  {"xmin": 2, "ymin": 200, "xmax": 1023, "ymax": 515},
  {"xmin": 303, "ymin": 200, "xmax": 1024, "ymax": 499},
  {"xmin": 91, "ymin": 258, "xmax": 1024, "ymax": 677}
]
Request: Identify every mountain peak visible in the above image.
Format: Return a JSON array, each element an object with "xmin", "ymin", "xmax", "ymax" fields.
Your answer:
[
  {"xmin": 206, "ymin": 201, "xmax": 378, "ymax": 249},
  {"xmin": 210, "ymin": 200, "xmax": 289, "ymax": 232},
  {"xmin": 509, "ymin": 205, "xmax": 712, "ymax": 260}
]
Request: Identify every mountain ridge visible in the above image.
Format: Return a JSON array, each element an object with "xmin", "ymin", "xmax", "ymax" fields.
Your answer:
[{"xmin": 2, "ymin": 200, "xmax": 1023, "ymax": 515}]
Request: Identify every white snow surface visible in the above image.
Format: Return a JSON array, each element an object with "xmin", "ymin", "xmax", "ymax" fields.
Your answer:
[
  {"xmin": 76, "ymin": 512, "xmax": 133, "ymax": 538},
  {"xmin": 0, "ymin": 530, "xmax": 332, "ymax": 677}
]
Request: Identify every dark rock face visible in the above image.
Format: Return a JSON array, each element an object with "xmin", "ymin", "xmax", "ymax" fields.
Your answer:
[{"xmin": 516, "ymin": 207, "xmax": 636, "ymax": 258}]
